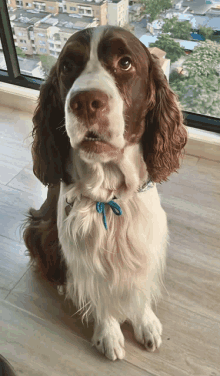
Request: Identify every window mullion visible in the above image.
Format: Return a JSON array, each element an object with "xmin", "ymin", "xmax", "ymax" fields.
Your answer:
[{"xmin": 0, "ymin": 0, "xmax": 21, "ymax": 79}]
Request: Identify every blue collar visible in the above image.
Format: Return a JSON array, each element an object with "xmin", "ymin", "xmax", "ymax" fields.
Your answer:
[{"xmin": 66, "ymin": 178, "xmax": 155, "ymax": 230}]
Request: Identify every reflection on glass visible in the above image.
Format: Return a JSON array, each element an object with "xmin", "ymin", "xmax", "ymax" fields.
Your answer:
[
  {"xmin": 0, "ymin": 36, "xmax": 7, "ymax": 71},
  {"xmin": 4, "ymin": 0, "xmax": 220, "ymax": 117}
]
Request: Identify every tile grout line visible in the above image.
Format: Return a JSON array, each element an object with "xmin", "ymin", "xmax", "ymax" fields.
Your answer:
[{"xmin": 4, "ymin": 263, "xmax": 33, "ymax": 300}]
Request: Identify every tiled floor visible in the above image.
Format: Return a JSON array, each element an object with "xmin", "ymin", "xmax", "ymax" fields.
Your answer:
[{"xmin": 0, "ymin": 104, "xmax": 220, "ymax": 376}]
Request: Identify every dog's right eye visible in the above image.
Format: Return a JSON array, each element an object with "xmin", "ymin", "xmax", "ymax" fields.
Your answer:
[{"xmin": 61, "ymin": 61, "xmax": 74, "ymax": 74}]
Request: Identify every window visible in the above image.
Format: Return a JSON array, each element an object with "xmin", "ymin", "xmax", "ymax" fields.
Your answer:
[
  {"xmin": 0, "ymin": 0, "xmax": 219, "ymax": 130},
  {"xmin": 140, "ymin": 2, "xmax": 220, "ymax": 118}
]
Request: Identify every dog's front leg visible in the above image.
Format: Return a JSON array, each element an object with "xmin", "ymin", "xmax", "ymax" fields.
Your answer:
[
  {"xmin": 132, "ymin": 302, "xmax": 162, "ymax": 352},
  {"xmin": 92, "ymin": 317, "xmax": 125, "ymax": 361}
]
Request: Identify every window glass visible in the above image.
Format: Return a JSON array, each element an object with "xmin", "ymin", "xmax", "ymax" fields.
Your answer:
[
  {"xmin": 138, "ymin": 1, "xmax": 220, "ymax": 118},
  {"xmin": 0, "ymin": 35, "xmax": 7, "ymax": 71},
  {"xmin": 7, "ymin": 0, "xmax": 100, "ymax": 79},
  {"xmin": 5, "ymin": 0, "xmax": 220, "ymax": 117}
]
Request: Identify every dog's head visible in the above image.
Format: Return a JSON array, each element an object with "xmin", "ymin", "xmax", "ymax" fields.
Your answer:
[{"xmin": 32, "ymin": 26, "xmax": 187, "ymax": 185}]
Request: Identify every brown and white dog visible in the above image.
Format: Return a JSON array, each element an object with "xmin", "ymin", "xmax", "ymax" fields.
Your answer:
[{"xmin": 23, "ymin": 26, "xmax": 187, "ymax": 361}]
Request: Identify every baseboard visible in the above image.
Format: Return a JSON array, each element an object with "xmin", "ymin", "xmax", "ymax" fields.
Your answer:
[
  {"xmin": 185, "ymin": 126, "xmax": 220, "ymax": 162},
  {"xmin": 0, "ymin": 81, "xmax": 39, "ymax": 114}
]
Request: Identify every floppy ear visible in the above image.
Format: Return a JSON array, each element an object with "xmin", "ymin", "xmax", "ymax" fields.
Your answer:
[
  {"xmin": 141, "ymin": 50, "xmax": 188, "ymax": 183},
  {"xmin": 32, "ymin": 64, "xmax": 70, "ymax": 186}
]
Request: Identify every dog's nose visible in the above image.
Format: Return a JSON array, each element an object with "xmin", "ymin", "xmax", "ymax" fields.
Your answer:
[{"xmin": 70, "ymin": 90, "xmax": 109, "ymax": 123}]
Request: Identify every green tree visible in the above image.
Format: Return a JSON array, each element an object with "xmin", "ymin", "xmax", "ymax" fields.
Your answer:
[
  {"xmin": 16, "ymin": 46, "xmax": 26, "ymax": 58},
  {"xmin": 198, "ymin": 25, "xmax": 214, "ymax": 40},
  {"xmin": 183, "ymin": 40, "xmax": 220, "ymax": 77},
  {"xmin": 170, "ymin": 40, "xmax": 220, "ymax": 117},
  {"xmin": 162, "ymin": 16, "xmax": 192, "ymax": 40},
  {"xmin": 39, "ymin": 54, "xmax": 57, "ymax": 77},
  {"xmin": 149, "ymin": 34, "xmax": 185, "ymax": 63},
  {"xmin": 141, "ymin": 0, "xmax": 173, "ymax": 22}
]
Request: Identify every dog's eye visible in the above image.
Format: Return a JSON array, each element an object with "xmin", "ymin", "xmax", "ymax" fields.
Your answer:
[
  {"xmin": 61, "ymin": 61, "xmax": 74, "ymax": 74},
  {"xmin": 118, "ymin": 56, "xmax": 132, "ymax": 71}
]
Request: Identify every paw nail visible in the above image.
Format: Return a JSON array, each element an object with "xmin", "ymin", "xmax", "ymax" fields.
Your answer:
[{"xmin": 147, "ymin": 340, "xmax": 153, "ymax": 348}]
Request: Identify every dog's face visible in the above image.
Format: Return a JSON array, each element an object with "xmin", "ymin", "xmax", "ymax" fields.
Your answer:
[
  {"xmin": 32, "ymin": 25, "xmax": 186, "ymax": 186},
  {"xmin": 57, "ymin": 26, "xmax": 151, "ymax": 163}
]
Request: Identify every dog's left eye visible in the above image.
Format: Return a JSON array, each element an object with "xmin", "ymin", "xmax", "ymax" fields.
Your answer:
[{"xmin": 118, "ymin": 56, "xmax": 132, "ymax": 71}]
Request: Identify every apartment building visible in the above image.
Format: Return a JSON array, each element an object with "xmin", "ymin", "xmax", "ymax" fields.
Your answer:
[
  {"xmin": 4, "ymin": 0, "xmax": 131, "ymax": 63},
  {"xmin": 8, "ymin": 0, "xmax": 108, "ymax": 25},
  {"xmin": 9, "ymin": 9, "xmax": 98, "ymax": 56},
  {"xmin": 107, "ymin": 0, "xmax": 128, "ymax": 27}
]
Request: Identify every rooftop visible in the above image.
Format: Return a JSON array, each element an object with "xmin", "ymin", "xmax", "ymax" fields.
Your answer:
[{"xmin": 9, "ymin": 9, "xmax": 95, "ymax": 30}]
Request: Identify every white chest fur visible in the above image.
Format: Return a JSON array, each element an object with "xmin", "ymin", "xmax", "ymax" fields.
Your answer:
[{"xmin": 57, "ymin": 179, "xmax": 168, "ymax": 323}]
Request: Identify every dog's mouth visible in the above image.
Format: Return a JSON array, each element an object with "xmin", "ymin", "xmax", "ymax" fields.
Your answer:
[
  {"xmin": 80, "ymin": 131, "xmax": 117, "ymax": 155},
  {"xmin": 84, "ymin": 131, "xmax": 104, "ymax": 142}
]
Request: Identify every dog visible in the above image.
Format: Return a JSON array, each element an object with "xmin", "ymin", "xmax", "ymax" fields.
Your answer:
[{"xmin": 23, "ymin": 25, "xmax": 187, "ymax": 361}]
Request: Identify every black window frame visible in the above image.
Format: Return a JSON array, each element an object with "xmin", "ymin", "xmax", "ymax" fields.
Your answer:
[{"xmin": 0, "ymin": 0, "xmax": 220, "ymax": 133}]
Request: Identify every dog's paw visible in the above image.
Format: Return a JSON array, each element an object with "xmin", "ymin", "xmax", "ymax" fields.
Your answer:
[
  {"xmin": 92, "ymin": 318, "xmax": 125, "ymax": 361},
  {"xmin": 133, "ymin": 309, "xmax": 162, "ymax": 352}
]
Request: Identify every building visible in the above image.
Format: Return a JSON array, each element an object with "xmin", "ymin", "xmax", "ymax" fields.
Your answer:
[
  {"xmin": 107, "ymin": 0, "xmax": 128, "ymax": 27},
  {"xmin": 8, "ymin": 0, "xmax": 108, "ymax": 26},
  {"xmin": 140, "ymin": 34, "xmax": 199, "ymax": 53},
  {"xmin": 7, "ymin": 9, "xmax": 98, "ymax": 57},
  {"xmin": 128, "ymin": 2, "xmax": 143, "ymax": 22},
  {"xmin": 140, "ymin": 38, "xmax": 170, "ymax": 81}
]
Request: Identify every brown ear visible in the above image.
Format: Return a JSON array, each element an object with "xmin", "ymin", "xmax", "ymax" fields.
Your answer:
[
  {"xmin": 32, "ymin": 64, "xmax": 70, "ymax": 186},
  {"xmin": 141, "ymin": 51, "xmax": 187, "ymax": 183}
]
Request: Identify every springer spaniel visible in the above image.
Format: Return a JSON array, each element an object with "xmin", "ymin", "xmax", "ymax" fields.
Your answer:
[{"xmin": 23, "ymin": 26, "xmax": 187, "ymax": 361}]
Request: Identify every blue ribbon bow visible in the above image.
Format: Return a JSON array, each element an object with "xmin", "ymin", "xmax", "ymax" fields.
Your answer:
[{"xmin": 96, "ymin": 200, "xmax": 122, "ymax": 230}]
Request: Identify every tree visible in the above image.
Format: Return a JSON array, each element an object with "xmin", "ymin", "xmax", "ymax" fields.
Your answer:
[
  {"xmin": 39, "ymin": 54, "xmax": 57, "ymax": 77},
  {"xmin": 198, "ymin": 25, "xmax": 214, "ymax": 40},
  {"xmin": 149, "ymin": 34, "xmax": 185, "ymax": 63},
  {"xmin": 183, "ymin": 40, "xmax": 220, "ymax": 77},
  {"xmin": 170, "ymin": 40, "xmax": 220, "ymax": 117},
  {"xmin": 162, "ymin": 16, "xmax": 192, "ymax": 40},
  {"xmin": 16, "ymin": 46, "xmax": 26, "ymax": 58},
  {"xmin": 141, "ymin": 0, "xmax": 173, "ymax": 22}
]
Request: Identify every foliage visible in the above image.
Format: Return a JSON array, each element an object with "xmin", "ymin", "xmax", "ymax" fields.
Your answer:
[
  {"xmin": 16, "ymin": 46, "xmax": 26, "ymax": 58},
  {"xmin": 162, "ymin": 16, "xmax": 192, "ymax": 40},
  {"xmin": 39, "ymin": 54, "xmax": 57, "ymax": 77},
  {"xmin": 169, "ymin": 70, "xmax": 183, "ymax": 83},
  {"xmin": 198, "ymin": 25, "xmax": 214, "ymax": 40},
  {"xmin": 149, "ymin": 34, "xmax": 185, "ymax": 63},
  {"xmin": 170, "ymin": 75, "xmax": 220, "ymax": 117},
  {"xmin": 182, "ymin": 40, "xmax": 220, "ymax": 77},
  {"xmin": 170, "ymin": 41, "xmax": 220, "ymax": 117},
  {"xmin": 141, "ymin": 0, "xmax": 173, "ymax": 22}
]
